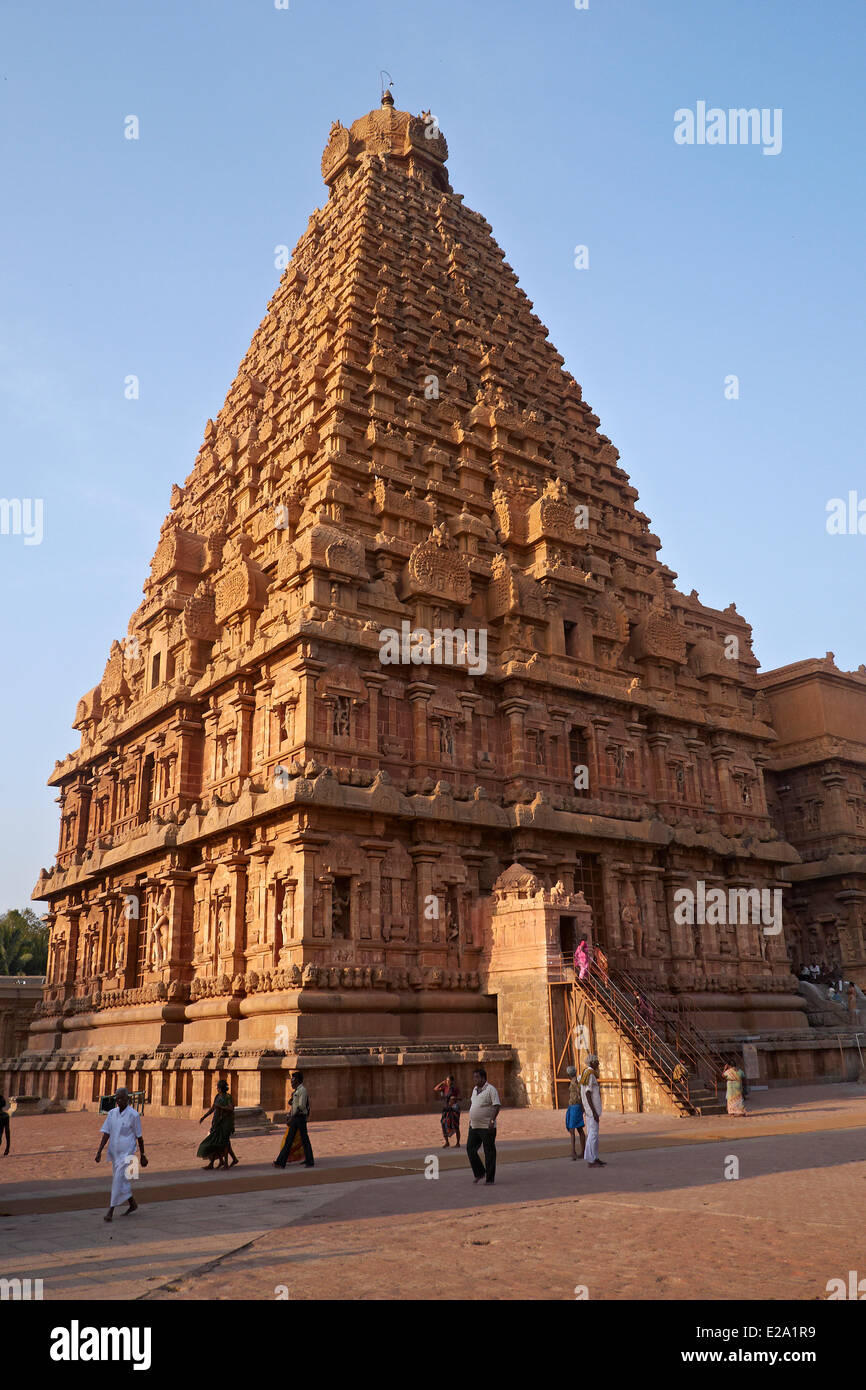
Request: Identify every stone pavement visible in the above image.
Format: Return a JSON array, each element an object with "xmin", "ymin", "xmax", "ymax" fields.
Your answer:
[{"xmin": 1, "ymin": 1084, "xmax": 865, "ymax": 1300}]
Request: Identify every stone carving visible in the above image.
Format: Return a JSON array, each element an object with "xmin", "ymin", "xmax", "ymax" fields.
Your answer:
[{"xmin": 148, "ymin": 885, "xmax": 171, "ymax": 969}]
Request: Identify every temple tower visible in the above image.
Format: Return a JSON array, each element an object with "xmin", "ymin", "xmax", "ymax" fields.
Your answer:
[{"xmin": 6, "ymin": 95, "xmax": 814, "ymax": 1115}]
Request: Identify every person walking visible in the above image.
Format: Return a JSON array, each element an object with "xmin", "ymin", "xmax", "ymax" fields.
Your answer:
[
  {"xmin": 94, "ymin": 1087, "xmax": 148, "ymax": 1221},
  {"xmin": 580, "ymin": 1055, "xmax": 605, "ymax": 1168},
  {"xmin": 274, "ymin": 1070, "xmax": 314, "ymax": 1169},
  {"xmin": 433, "ymin": 1074, "xmax": 461, "ymax": 1148},
  {"xmin": 722, "ymin": 1062, "xmax": 747, "ymax": 1116},
  {"xmin": 564, "ymin": 1065, "xmax": 585, "ymax": 1160},
  {"xmin": 466, "ymin": 1067, "xmax": 500, "ymax": 1185},
  {"xmin": 197, "ymin": 1079, "xmax": 238, "ymax": 1169},
  {"xmin": 0, "ymin": 1095, "xmax": 10, "ymax": 1156}
]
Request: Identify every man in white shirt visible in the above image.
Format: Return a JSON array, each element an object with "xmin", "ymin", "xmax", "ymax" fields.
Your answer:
[
  {"xmin": 467, "ymin": 1067, "xmax": 501, "ymax": 1185},
  {"xmin": 580, "ymin": 1055, "xmax": 605, "ymax": 1167},
  {"xmin": 95, "ymin": 1087, "xmax": 148, "ymax": 1221}
]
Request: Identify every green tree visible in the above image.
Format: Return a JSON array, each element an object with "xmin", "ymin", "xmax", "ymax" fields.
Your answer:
[{"xmin": 0, "ymin": 908, "xmax": 49, "ymax": 975}]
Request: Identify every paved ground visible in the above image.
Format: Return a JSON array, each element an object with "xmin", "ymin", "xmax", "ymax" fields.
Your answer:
[{"xmin": 2, "ymin": 1084, "xmax": 865, "ymax": 1301}]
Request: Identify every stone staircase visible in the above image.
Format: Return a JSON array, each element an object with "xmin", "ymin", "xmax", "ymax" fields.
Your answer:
[{"xmin": 575, "ymin": 965, "xmax": 727, "ymax": 1117}]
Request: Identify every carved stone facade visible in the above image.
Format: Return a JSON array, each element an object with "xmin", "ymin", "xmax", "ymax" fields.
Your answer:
[
  {"xmin": 0, "ymin": 977, "xmax": 45, "ymax": 1063},
  {"xmin": 2, "ymin": 96, "xmax": 821, "ymax": 1114},
  {"xmin": 761, "ymin": 656, "xmax": 866, "ymax": 987}
]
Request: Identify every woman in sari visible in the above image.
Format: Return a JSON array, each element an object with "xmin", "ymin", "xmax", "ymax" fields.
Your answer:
[
  {"xmin": 574, "ymin": 938, "xmax": 591, "ymax": 981},
  {"xmin": 433, "ymin": 1075, "xmax": 461, "ymax": 1148},
  {"xmin": 722, "ymin": 1063, "xmax": 747, "ymax": 1116},
  {"xmin": 197, "ymin": 1079, "xmax": 238, "ymax": 1168}
]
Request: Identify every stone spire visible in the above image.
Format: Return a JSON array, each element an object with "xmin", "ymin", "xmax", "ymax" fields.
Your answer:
[{"xmin": 21, "ymin": 100, "xmax": 803, "ymax": 1126}]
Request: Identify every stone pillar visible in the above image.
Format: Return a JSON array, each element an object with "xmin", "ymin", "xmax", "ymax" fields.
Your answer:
[
  {"xmin": 458, "ymin": 693, "xmax": 480, "ymax": 782},
  {"xmin": 363, "ymin": 671, "xmax": 388, "ymax": 758},
  {"xmin": 231, "ymin": 684, "xmax": 257, "ymax": 778},
  {"xmin": 408, "ymin": 681, "xmax": 435, "ymax": 776},
  {"xmin": 543, "ymin": 587, "xmax": 564, "ymax": 654},
  {"xmin": 647, "ymin": 732, "xmax": 672, "ymax": 803},
  {"xmin": 711, "ymin": 742, "xmax": 735, "ymax": 812},
  {"xmin": 281, "ymin": 876, "xmax": 298, "ymax": 952},
  {"xmin": 664, "ymin": 872, "xmax": 693, "ymax": 959},
  {"xmin": 319, "ymin": 873, "xmax": 334, "ymax": 940},
  {"xmin": 294, "ymin": 657, "xmax": 326, "ymax": 750},
  {"xmin": 502, "ymin": 697, "xmax": 530, "ymax": 779},
  {"xmin": 246, "ymin": 841, "xmax": 272, "ymax": 952},
  {"xmin": 164, "ymin": 870, "xmax": 193, "ymax": 972},
  {"xmin": 637, "ymin": 868, "xmax": 664, "ymax": 958},
  {"xmin": 171, "ymin": 714, "xmax": 203, "ymax": 803},
  {"xmin": 202, "ymin": 703, "xmax": 220, "ymax": 785},
  {"xmin": 226, "ymin": 852, "xmax": 250, "ymax": 976},
  {"xmin": 412, "ymin": 849, "xmax": 441, "ymax": 944},
  {"xmin": 627, "ymin": 721, "xmax": 647, "ymax": 792},
  {"xmin": 194, "ymin": 865, "xmax": 215, "ymax": 968},
  {"xmin": 64, "ymin": 909, "xmax": 81, "ymax": 990},
  {"xmin": 589, "ymin": 715, "xmax": 611, "ymax": 793},
  {"xmin": 254, "ymin": 671, "xmax": 274, "ymax": 763},
  {"xmin": 361, "ymin": 843, "xmax": 387, "ymax": 942},
  {"xmin": 820, "ymin": 769, "xmax": 848, "ymax": 835}
]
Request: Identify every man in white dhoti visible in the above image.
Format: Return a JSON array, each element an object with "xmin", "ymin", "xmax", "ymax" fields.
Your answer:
[
  {"xmin": 94, "ymin": 1087, "xmax": 148, "ymax": 1221},
  {"xmin": 580, "ymin": 1054, "xmax": 606, "ymax": 1168}
]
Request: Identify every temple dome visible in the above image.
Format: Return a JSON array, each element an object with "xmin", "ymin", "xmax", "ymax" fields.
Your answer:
[{"xmin": 321, "ymin": 95, "xmax": 449, "ymax": 190}]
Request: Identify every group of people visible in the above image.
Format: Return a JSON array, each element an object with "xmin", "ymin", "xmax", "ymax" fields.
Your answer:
[
  {"xmin": 98, "ymin": 1051, "xmax": 782, "ymax": 1217},
  {"xmin": 574, "ymin": 936, "xmax": 608, "ymax": 982},
  {"xmin": 797, "ymin": 961, "xmax": 840, "ymax": 986},
  {"xmin": 434, "ymin": 1061, "xmax": 608, "ymax": 1179},
  {"xmin": 430, "ymin": 1070, "xmax": 501, "ymax": 1180},
  {"xmin": 198, "ymin": 1069, "xmax": 316, "ymax": 1171},
  {"xmin": 797, "ymin": 964, "xmax": 860, "ymax": 1016},
  {"xmin": 564, "ymin": 1057, "xmax": 605, "ymax": 1166}
]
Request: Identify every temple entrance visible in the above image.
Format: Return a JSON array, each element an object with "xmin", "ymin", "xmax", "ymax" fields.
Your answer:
[{"xmin": 559, "ymin": 914, "xmax": 577, "ymax": 959}]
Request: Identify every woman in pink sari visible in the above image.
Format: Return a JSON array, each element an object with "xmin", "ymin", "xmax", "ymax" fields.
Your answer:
[{"xmin": 574, "ymin": 937, "xmax": 591, "ymax": 981}]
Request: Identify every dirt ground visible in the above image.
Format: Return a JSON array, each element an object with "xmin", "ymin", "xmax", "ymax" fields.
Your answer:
[{"xmin": 1, "ymin": 1083, "xmax": 864, "ymax": 1301}]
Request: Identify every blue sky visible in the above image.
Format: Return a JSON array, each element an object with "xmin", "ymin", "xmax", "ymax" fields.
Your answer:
[{"xmin": 1, "ymin": 0, "xmax": 863, "ymax": 909}]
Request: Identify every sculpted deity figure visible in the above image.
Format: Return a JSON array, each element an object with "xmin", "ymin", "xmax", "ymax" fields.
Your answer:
[
  {"xmin": 280, "ymin": 889, "xmax": 293, "ymax": 941},
  {"xmin": 112, "ymin": 902, "xmax": 128, "ymax": 975},
  {"xmin": 113, "ymin": 923, "xmax": 126, "ymax": 974},
  {"xmin": 217, "ymin": 894, "xmax": 230, "ymax": 954},
  {"xmin": 149, "ymin": 885, "xmax": 171, "ymax": 969},
  {"xmin": 445, "ymin": 895, "xmax": 459, "ymax": 943},
  {"xmin": 331, "ymin": 882, "xmax": 351, "ymax": 940},
  {"xmin": 621, "ymin": 898, "xmax": 644, "ymax": 957},
  {"xmin": 85, "ymin": 930, "xmax": 99, "ymax": 978}
]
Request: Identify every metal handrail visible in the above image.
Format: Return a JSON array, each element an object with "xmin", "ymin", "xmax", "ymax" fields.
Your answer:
[
  {"xmin": 613, "ymin": 965, "xmax": 725, "ymax": 1099},
  {"xmin": 577, "ymin": 965, "xmax": 695, "ymax": 1110}
]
